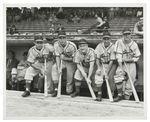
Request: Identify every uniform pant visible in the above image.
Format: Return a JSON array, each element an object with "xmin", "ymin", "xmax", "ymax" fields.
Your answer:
[
  {"xmin": 52, "ymin": 61, "xmax": 76, "ymax": 93},
  {"xmin": 115, "ymin": 63, "xmax": 136, "ymax": 96},
  {"xmin": 74, "ymin": 66, "xmax": 96, "ymax": 87},
  {"xmin": 95, "ymin": 64, "xmax": 117, "ymax": 95},
  {"xmin": 24, "ymin": 61, "xmax": 53, "ymax": 92}
]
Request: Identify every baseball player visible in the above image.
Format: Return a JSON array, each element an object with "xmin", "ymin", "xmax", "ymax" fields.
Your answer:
[
  {"xmin": 94, "ymin": 32, "xmax": 116, "ymax": 101},
  {"xmin": 51, "ymin": 31, "xmax": 77, "ymax": 97},
  {"xmin": 22, "ymin": 36, "xmax": 54, "ymax": 97},
  {"xmin": 71, "ymin": 38, "xmax": 96, "ymax": 97},
  {"xmin": 114, "ymin": 28, "xmax": 141, "ymax": 102}
]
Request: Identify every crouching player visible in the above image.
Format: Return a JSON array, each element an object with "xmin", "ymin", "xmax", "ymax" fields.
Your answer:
[
  {"xmin": 94, "ymin": 32, "xmax": 116, "ymax": 101},
  {"xmin": 22, "ymin": 36, "xmax": 54, "ymax": 97},
  {"xmin": 114, "ymin": 28, "xmax": 141, "ymax": 102},
  {"xmin": 71, "ymin": 39, "xmax": 96, "ymax": 97}
]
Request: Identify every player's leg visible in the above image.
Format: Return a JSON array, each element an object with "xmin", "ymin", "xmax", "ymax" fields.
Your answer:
[
  {"xmin": 51, "ymin": 63, "xmax": 59, "ymax": 97},
  {"xmin": 66, "ymin": 62, "xmax": 76, "ymax": 94},
  {"xmin": 22, "ymin": 66, "xmax": 40, "ymax": 97},
  {"xmin": 46, "ymin": 61, "xmax": 54, "ymax": 94},
  {"xmin": 113, "ymin": 66, "xmax": 124, "ymax": 102},
  {"xmin": 124, "ymin": 63, "xmax": 136, "ymax": 100},
  {"xmin": 95, "ymin": 67, "xmax": 104, "ymax": 101},
  {"xmin": 71, "ymin": 69, "xmax": 84, "ymax": 97},
  {"xmin": 108, "ymin": 64, "xmax": 117, "ymax": 97}
]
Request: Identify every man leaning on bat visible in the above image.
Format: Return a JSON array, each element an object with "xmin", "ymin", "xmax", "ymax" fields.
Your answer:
[{"xmin": 21, "ymin": 36, "xmax": 54, "ymax": 97}]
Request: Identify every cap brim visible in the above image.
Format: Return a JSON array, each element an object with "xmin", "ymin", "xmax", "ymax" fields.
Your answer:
[
  {"xmin": 123, "ymin": 31, "xmax": 131, "ymax": 34},
  {"xmin": 59, "ymin": 35, "xmax": 66, "ymax": 37},
  {"xmin": 103, "ymin": 35, "xmax": 110, "ymax": 38},
  {"xmin": 78, "ymin": 42, "xmax": 88, "ymax": 45},
  {"xmin": 35, "ymin": 39, "xmax": 44, "ymax": 42}
]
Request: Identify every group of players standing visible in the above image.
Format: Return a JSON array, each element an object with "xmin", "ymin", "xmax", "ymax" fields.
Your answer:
[{"xmin": 21, "ymin": 27, "xmax": 141, "ymax": 102}]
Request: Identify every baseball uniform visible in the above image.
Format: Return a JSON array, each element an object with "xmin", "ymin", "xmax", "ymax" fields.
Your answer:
[
  {"xmin": 52, "ymin": 40, "xmax": 77, "ymax": 93},
  {"xmin": 24, "ymin": 43, "xmax": 54, "ymax": 91},
  {"xmin": 95, "ymin": 42, "xmax": 116, "ymax": 88},
  {"xmin": 114, "ymin": 38, "xmax": 141, "ymax": 97},
  {"xmin": 73, "ymin": 47, "xmax": 96, "ymax": 86}
]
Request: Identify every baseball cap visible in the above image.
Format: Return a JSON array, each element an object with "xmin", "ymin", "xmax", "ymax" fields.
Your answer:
[
  {"xmin": 122, "ymin": 27, "xmax": 131, "ymax": 35},
  {"xmin": 78, "ymin": 38, "xmax": 88, "ymax": 45},
  {"xmin": 34, "ymin": 36, "xmax": 44, "ymax": 42},
  {"xmin": 58, "ymin": 31, "xmax": 66, "ymax": 37},
  {"xmin": 103, "ymin": 32, "xmax": 111, "ymax": 39}
]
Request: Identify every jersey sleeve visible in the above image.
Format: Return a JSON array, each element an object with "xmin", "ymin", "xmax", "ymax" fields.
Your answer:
[
  {"xmin": 27, "ymin": 48, "xmax": 36, "ymax": 63},
  {"xmin": 131, "ymin": 42, "xmax": 141, "ymax": 62},
  {"xmin": 43, "ymin": 44, "xmax": 54, "ymax": 55},
  {"xmin": 114, "ymin": 40, "xmax": 123, "ymax": 62},
  {"xmin": 110, "ymin": 45, "xmax": 116, "ymax": 61},
  {"xmin": 89, "ymin": 50, "xmax": 96, "ymax": 62},
  {"xmin": 70, "ymin": 43, "xmax": 77, "ymax": 57},
  {"xmin": 73, "ymin": 51, "xmax": 81, "ymax": 64},
  {"xmin": 54, "ymin": 42, "xmax": 61, "ymax": 57},
  {"xmin": 95, "ymin": 44, "xmax": 102, "ymax": 59}
]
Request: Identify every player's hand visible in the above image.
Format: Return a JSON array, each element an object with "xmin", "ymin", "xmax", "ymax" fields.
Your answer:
[
  {"xmin": 104, "ymin": 74, "xmax": 108, "ymax": 80},
  {"xmin": 40, "ymin": 69, "xmax": 47, "ymax": 76},
  {"xmin": 60, "ymin": 55, "xmax": 65, "ymax": 60},
  {"xmin": 43, "ymin": 54, "xmax": 48, "ymax": 59},
  {"xmin": 86, "ymin": 78, "xmax": 92, "ymax": 84},
  {"xmin": 123, "ymin": 58, "xmax": 133, "ymax": 63}
]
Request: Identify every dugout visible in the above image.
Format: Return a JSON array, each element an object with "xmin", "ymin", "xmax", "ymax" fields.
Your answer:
[{"xmin": 6, "ymin": 35, "xmax": 144, "ymax": 101}]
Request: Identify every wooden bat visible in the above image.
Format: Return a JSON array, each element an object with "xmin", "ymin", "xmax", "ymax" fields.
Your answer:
[
  {"xmin": 57, "ymin": 60, "xmax": 63, "ymax": 98},
  {"xmin": 44, "ymin": 58, "xmax": 48, "ymax": 97},
  {"xmin": 124, "ymin": 62, "xmax": 140, "ymax": 103},
  {"xmin": 102, "ymin": 63, "xmax": 113, "ymax": 102},
  {"xmin": 80, "ymin": 63, "xmax": 96, "ymax": 100}
]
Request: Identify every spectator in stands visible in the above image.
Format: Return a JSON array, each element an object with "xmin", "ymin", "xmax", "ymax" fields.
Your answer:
[
  {"xmin": 49, "ymin": 24, "xmax": 55, "ymax": 34},
  {"xmin": 96, "ymin": 16, "xmax": 110, "ymax": 33},
  {"xmin": 26, "ymin": 8, "xmax": 32, "ymax": 22},
  {"xmin": 134, "ymin": 17, "xmax": 143, "ymax": 37},
  {"xmin": 67, "ymin": 14, "xmax": 74, "ymax": 24},
  {"xmin": 97, "ymin": 16, "xmax": 110, "ymax": 33},
  {"xmin": 8, "ymin": 25, "xmax": 18, "ymax": 35},
  {"xmin": 95, "ymin": 14, "xmax": 103, "ymax": 26},
  {"xmin": 72, "ymin": 15, "xmax": 81, "ymax": 24},
  {"xmin": 55, "ymin": 23, "xmax": 65, "ymax": 33},
  {"xmin": 137, "ymin": 9, "xmax": 143, "ymax": 17},
  {"xmin": 6, "ymin": 50, "xmax": 19, "ymax": 90}
]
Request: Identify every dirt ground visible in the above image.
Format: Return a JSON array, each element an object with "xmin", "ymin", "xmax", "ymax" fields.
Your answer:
[{"xmin": 4, "ymin": 90, "xmax": 146, "ymax": 119}]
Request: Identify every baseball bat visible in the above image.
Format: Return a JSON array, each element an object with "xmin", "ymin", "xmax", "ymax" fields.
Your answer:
[
  {"xmin": 57, "ymin": 60, "xmax": 63, "ymax": 98},
  {"xmin": 44, "ymin": 58, "xmax": 48, "ymax": 97},
  {"xmin": 80, "ymin": 63, "xmax": 96, "ymax": 100},
  {"xmin": 102, "ymin": 63, "xmax": 113, "ymax": 102},
  {"xmin": 124, "ymin": 62, "xmax": 140, "ymax": 103}
]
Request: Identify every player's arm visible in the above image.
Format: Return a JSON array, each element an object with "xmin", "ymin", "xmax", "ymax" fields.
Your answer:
[
  {"xmin": 77, "ymin": 63, "xmax": 87, "ymax": 79},
  {"xmin": 96, "ymin": 18, "xmax": 104, "ymax": 27},
  {"xmin": 96, "ymin": 58, "xmax": 101, "ymax": 69},
  {"xmin": 107, "ymin": 60, "xmax": 113, "ymax": 75},
  {"xmin": 87, "ymin": 61, "xmax": 95, "ymax": 80},
  {"xmin": 60, "ymin": 54, "xmax": 73, "ymax": 61}
]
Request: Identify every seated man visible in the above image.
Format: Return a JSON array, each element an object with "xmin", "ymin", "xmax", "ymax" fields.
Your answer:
[
  {"xmin": 6, "ymin": 50, "xmax": 19, "ymax": 90},
  {"xmin": 71, "ymin": 39, "xmax": 96, "ymax": 97},
  {"xmin": 21, "ymin": 36, "xmax": 54, "ymax": 97},
  {"xmin": 11, "ymin": 51, "xmax": 29, "ymax": 91},
  {"xmin": 134, "ymin": 17, "xmax": 143, "ymax": 37}
]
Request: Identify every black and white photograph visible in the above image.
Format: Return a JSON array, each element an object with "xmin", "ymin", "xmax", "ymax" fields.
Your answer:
[{"xmin": 3, "ymin": 4, "xmax": 146, "ymax": 119}]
